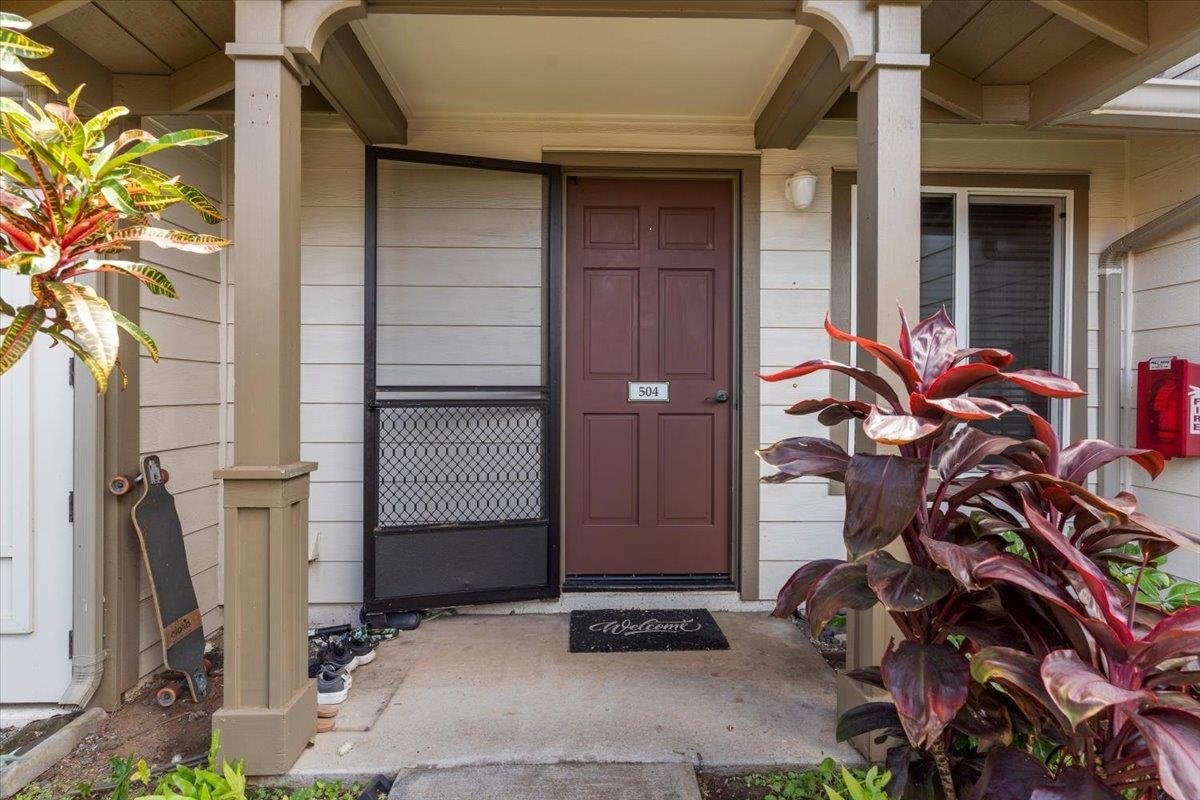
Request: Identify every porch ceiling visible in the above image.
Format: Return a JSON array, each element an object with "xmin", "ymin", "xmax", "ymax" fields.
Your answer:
[{"xmin": 358, "ymin": 13, "xmax": 807, "ymax": 120}]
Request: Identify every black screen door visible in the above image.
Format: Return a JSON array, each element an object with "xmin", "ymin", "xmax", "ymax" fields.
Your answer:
[{"xmin": 363, "ymin": 147, "xmax": 562, "ymax": 612}]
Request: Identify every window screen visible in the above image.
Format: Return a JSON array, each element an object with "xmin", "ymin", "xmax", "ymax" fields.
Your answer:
[
  {"xmin": 919, "ymin": 195, "xmax": 1062, "ymax": 441},
  {"xmin": 920, "ymin": 195, "xmax": 955, "ymax": 321},
  {"xmin": 968, "ymin": 202, "xmax": 1056, "ymax": 439}
]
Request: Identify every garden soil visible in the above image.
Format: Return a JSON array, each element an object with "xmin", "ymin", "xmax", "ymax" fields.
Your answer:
[{"xmin": 23, "ymin": 642, "xmax": 224, "ymax": 796}]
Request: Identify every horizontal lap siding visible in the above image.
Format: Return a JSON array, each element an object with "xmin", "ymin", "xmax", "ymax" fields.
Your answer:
[
  {"xmin": 137, "ymin": 117, "xmax": 226, "ymax": 678},
  {"xmin": 1127, "ymin": 136, "xmax": 1200, "ymax": 582},
  {"xmin": 293, "ymin": 116, "xmax": 1130, "ymax": 608},
  {"xmin": 756, "ymin": 126, "xmax": 1127, "ymax": 600},
  {"xmin": 301, "ymin": 123, "xmax": 545, "ymax": 605}
]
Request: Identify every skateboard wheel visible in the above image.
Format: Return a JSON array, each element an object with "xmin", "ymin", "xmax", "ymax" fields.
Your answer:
[
  {"xmin": 109, "ymin": 475, "xmax": 133, "ymax": 496},
  {"xmin": 155, "ymin": 685, "xmax": 179, "ymax": 707},
  {"xmin": 162, "ymin": 468, "xmax": 170, "ymax": 483}
]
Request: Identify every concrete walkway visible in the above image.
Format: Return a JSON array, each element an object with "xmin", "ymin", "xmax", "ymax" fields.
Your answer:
[{"xmin": 287, "ymin": 612, "xmax": 859, "ymax": 780}]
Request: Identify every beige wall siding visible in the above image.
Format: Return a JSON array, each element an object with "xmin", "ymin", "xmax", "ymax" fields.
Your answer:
[
  {"xmin": 756, "ymin": 125, "xmax": 1126, "ymax": 599},
  {"xmin": 136, "ymin": 116, "xmax": 226, "ymax": 678},
  {"xmin": 1128, "ymin": 135, "xmax": 1200, "ymax": 582},
  {"xmin": 295, "ymin": 115, "xmax": 1128, "ymax": 608}
]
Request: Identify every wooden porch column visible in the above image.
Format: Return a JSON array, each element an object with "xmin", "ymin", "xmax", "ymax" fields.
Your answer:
[
  {"xmin": 213, "ymin": 0, "xmax": 317, "ymax": 774},
  {"xmin": 838, "ymin": 0, "xmax": 928, "ymax": 759}
]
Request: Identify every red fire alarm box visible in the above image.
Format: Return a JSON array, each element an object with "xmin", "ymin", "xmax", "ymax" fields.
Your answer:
[{"xmin": 1137, "ymin": 356, "xmax": 1200, "ymax": 458}]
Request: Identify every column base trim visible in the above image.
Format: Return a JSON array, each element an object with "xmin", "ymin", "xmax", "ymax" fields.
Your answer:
[
  {"xmin": 215, "ymin": 461, "xmax": 318, "ymax": 481},
  {"xmin": 214, "ymin": 679, "xmax": 317, "ymax": 776},
  {"xmin": 836, "ymin": 672, "xmax": 902, "ymax": 761}
]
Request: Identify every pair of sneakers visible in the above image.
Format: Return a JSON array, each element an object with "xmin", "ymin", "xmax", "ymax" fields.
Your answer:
[{"xmin": 325, "ymin": 635, "xmax": 376, "ymax": 672}]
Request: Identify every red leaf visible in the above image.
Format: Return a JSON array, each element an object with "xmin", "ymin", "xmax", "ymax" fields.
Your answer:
[
  {"xmin": 935, "ymin": 427, "xmax": 1022, "ymax": 482},
  {"xmin": 1127, "ymin": 708, "xmax": 1200, "ymax": 800},
  {"xmin": 1002, "ymin": 368, "xmax": 1085, "ymax": 399},
  {"xmin": 1134, "ymin": 606, "xmax": 1200, "ymax": 669},
  {"xmin": 866, "ymin": 551, "xmax": 952, "ymax": 611},
  {"xmin": 823, "ymin": 313, "xmax": 921, "ymax": 392},
  {"xmin": 772, "ymin": 558, "xmax": 843, "ymax": 619},
  {"xmin": 1040, "ymin": 649, "xmax": 1153, "ymax": 731},
  {"xmin": 862, "ymin": 407, "xmax": 946, "ymax": 445},
  {"xmin": 921, "ymin": 536, "xmax": 998, "ymax": 590},
  {"xmin": 805, "ymin": 561, "xmax": 877, "ymax": 636},
  {"xmin": 843, "ymin": 454, "xmax": 927, "ymax": 559},
  {"xmin": 1029, "ymin": 767, "xmax": 1123, "ymax": 800},
  {"xmin": 973, "ymin": 555, "xmax": 1125, "ymax": 658},
  {"xmin": 1059, "ymin": 439, "xmax": 1165, "ymax": 484},
  {"xmin": 758, "ymin": 358, "xmax": 901, "ymax": 409},
  {"xmin": 784, "ymin": 397, "xmax": 871, "ymax": 419},
  {"xmin": 971, "ymin": 646, "xmax": 1060, "ymax": 722},
  {"xmin": 969, "ymin": 747, "xmax": 1053, "ymax": 800},
  {"xmin": 757, "ymin": 437, "xmax": 850, "ymax": 482},
  {"xmin": 1011, "ymin": 404, "xmax": 1060, "ymax": 475},
  {"xmin": 1022, "ymin": 500, "xmax": 1133, "ymax": 645},
  {"xmin": 922, "ymin": 395, "xmax": 1013, "ymax": 420},
  {"xmin": 907, "ymin": 306, "xmax": 959, "ymax": 385},
  {"xmin": 925, "ymin": 363, "xmax": 1002, "ymax": 399},
  {"xmin": 881, "ymin": 641, "xmax": 969, "ymax": 748},
  {"xmin": 953, "ymin": 346, "xmax": 1014, "ymax": 369}
]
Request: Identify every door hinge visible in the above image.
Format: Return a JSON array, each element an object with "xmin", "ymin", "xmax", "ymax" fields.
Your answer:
[
  {"xmin": 68, "ymin": 490, "xmax": 74, "ymax": 522},
  {"xmin": 68, "ymin": 357, "xmax": 75, "ymax": 387},
  {"xmin": 68, "ymin": 629, "xmax": 74, "ymax": 659}
]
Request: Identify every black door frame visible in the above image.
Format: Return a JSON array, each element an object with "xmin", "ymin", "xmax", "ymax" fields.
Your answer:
[{"xmin": 362, "ymin": 145, "xmax": 563, "ymax": 611}]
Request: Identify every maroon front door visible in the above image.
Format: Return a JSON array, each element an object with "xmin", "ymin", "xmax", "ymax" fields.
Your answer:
[{"xmin": 565, "ymin": 178, "xmax": 733, "ymax": 576}]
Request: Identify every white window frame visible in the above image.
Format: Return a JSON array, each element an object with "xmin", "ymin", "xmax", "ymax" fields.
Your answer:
[{"xmin": 850, "ymin": 185, "xmax": 1074, "ymax": 437}]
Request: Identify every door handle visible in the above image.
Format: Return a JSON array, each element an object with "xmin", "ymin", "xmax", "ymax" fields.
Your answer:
[{"xmin": 712, "ymin": 390, "xmax": 730, "ymax": 404}]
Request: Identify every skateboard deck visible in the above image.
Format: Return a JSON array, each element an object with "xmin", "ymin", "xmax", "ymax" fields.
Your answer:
[{"xmin": 130, "ymin": 454, "xmax": 209, "ymax": 702}]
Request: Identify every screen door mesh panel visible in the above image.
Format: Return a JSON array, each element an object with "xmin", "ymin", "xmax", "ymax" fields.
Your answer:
[{"xmin": 376, "ymin": 404, "xmax": 547, "ymax": 526}]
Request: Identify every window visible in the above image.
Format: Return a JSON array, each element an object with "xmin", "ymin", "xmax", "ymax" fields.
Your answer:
[{"xmin": 920, "ymin": 189, "xmax": 1068, "ymax": 440}]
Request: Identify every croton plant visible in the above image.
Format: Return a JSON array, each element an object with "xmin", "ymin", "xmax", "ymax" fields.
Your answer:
[
  {"xmin": 759, "ymin": 309, "xmax": 1200, "ymax": 800},
  {"xmin": 0, "ymin": 12, "xmax": 228, "ymax": 392}
]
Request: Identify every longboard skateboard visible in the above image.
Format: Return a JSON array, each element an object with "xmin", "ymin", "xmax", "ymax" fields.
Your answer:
[{"xmin": 116, "ymin": 455, "xmax": 209, "ymax": 703}]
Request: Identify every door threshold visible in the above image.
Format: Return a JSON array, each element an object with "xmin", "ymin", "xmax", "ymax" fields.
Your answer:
[{"xmin": 563, "ymin": 574, "xmax": 735, "ymax": 592}]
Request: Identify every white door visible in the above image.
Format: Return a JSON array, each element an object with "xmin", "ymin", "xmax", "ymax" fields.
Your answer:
[{"xmin": 0, "ymin": 270, "xmax": 74, "ymax": 703}]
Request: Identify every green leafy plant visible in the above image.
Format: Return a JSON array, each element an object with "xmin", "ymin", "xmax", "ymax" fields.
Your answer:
[
  {"xmin": 824, "ymin": 765, "xmax": 891, "ymax": 800},
  {"xmin": 761, "ymin": 308, "xmax": 1200, "ymax": 799},
  {"xmin": 745, "ymin": 759, "xmax": 881, "ymax": 800},
  {"xmin": 0, "ymin": 12, "xmax": 56, "ymax": 92},
  {"xmin": 0, "ymin": 13, "xmax": 228, "ymax": 391}
]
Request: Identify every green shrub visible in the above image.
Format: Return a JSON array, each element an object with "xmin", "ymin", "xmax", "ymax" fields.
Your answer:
[{"xmin": 744, "ymin": 759, "xmax": 879, "ymax": 800}]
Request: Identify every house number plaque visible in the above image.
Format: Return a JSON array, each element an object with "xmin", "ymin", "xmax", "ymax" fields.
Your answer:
[{"xmin": 628, "ymin": 381, "xmax": 670, "ymax": 402}]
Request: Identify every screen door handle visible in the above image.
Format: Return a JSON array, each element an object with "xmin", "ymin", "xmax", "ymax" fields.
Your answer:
[{"xmin": 712, "ymin": 390, "xmax": 730, "ymax": 403}]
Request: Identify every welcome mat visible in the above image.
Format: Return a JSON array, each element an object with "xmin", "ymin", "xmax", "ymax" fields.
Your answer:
[{"xmin": 568, "ymin": 609, "xmax": 730, "ymax": 653}]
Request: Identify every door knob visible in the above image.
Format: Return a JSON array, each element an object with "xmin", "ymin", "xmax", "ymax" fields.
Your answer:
[{"xmin": 713, "ymin": 390, "xmax": 730, "ymax": 403}]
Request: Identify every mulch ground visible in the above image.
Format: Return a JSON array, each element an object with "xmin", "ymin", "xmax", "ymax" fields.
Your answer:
[{"xmin": 696, "ymin": 772, "xmax": 777, "ymax": 800}]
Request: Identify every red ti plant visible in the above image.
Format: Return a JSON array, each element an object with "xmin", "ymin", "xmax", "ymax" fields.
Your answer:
[{"xmin": 759, "ymin": 308, "xmax": 1200, "ymax": 800}]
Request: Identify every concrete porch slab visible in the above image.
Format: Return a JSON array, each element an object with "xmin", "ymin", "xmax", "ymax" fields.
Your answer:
[
  {"xmin": 387, "ymin": 763, "xmax": 703, "ymax": 800},
  {"xmin": 287, "ymin": 612, "xmax": 860, "ymax": 778}
]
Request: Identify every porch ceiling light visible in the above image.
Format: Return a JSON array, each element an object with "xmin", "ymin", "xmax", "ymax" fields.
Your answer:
[{"xmin": 785, "ymin": 169, "xmax": 818, "ymax": 210}]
